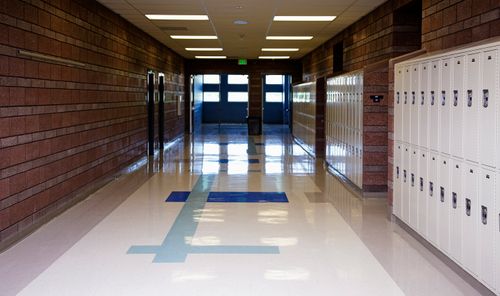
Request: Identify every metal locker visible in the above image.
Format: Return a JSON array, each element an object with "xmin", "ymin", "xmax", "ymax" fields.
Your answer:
[
  {"xmin": 427, "ymin": 152, "xmax": 439, "ymax": 245},
  {"xmin": 403, "ymin": 65, "xmax": 412, "ymax": 144},
  {"xmin": 496, "ymin": 172, "xmax": 500, "ymax": 293},
  {"xmin": 440, "ymin": 59, "xmax": 451, "ymax": 155},
  {"xmin": 464, "ymin": 53, "xmax": 480, "ymax": 163},
  {"xmin": 410, "ymin": 147, "xmax": 419, "ymax": 229},
  {"xmin": 450, "ymin": 160, "xmax": 463, "ymax": 262},
  {"xmin": 402, "ymin": 144, "xmax": 411, "ymax": 223},
  {"xmin": 478, "ymin": 169, "xmax": 496, "ymax": 289},
  {"xmin": 395, "ymin": 66, "xmax": 403, "ymax": 142},
  {"xmin": 451, "ymin": 55, "xmax": 465, "ymax": 159},
  {"xmin": 411, "ymin": 65, "xmax": 420, "ymax": 145},
  {"xmin": 437, "ymin": 156, "xmax": 451, "ymax": 254},
  {"xmin": 419, "ymin": 62, "xmax": 429, "ymax": 149},
  {"xmin": 429, "ymin": 60, "xmax": 441, "ymax": 151},
  {"xmin": 479, "ymin": 49, "xmax": 497, "ymax": 168},
  {"xmin": 418, "ymin": 150, "xmax": 428, "ymax": 237},
  {"xmin": 462, "ymin": 163, "xmax": 479, "ymax": 276}
]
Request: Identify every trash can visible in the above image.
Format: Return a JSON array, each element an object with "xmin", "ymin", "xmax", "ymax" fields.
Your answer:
[{"xmin": 247, "ymin": 116, "xmax": 262, "ymax": 135}]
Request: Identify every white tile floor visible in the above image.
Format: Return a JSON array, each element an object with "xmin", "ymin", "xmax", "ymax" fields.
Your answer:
[{"xmin": 0, "ymin": 125, "xmax": 487, "ymax": 295}]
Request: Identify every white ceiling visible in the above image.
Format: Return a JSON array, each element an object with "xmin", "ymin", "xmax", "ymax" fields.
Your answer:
[{"xmin": 96, "ymin": 0, "xmax": 386, "ymax": 59}]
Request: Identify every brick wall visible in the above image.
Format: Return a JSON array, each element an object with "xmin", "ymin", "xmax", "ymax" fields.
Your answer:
[{"xmin": 0, "ymin": 0, "xmax": 185, "ymax": 244}]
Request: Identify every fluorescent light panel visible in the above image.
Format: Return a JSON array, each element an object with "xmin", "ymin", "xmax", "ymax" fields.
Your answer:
[
  {"xmin": 195, "ymin": 56, "xmax": 227, "ymax": 59},
  {"xmin": 273, "ymin": 16, "xmax": 336, "ymax": 21},
  {"xmin": 266, "ymin": 36, "xmax": 313, "ymax": 40},
  {"xmin": 146, "ymin": 14, "xmax": 209, "ymax": 20},
  {"xmin": 171, "ymin": 35, "xmax": 217, "ymax": 39},
  {"xmin": 259, "ymin": 56, "xmax": 290, "ymax": 59},
  {"xmin": 186, "ymin": 48, "xmax": 223, "ymax": 51},
  {"xmin": 262, "ymin": 48, "xmax": 299, "ymax": 52}
]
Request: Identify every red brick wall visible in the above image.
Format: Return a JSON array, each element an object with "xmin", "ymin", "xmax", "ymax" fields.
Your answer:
[{"xmin": 0, "ymin": 0, "xmax": 185, "ymax": 243}]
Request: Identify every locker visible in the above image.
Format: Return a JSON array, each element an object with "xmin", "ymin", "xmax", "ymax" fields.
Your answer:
[
  {"xmin": 427, "ymin": 153, "xmax": 439, "ymax": 245},
  {"xmin": 429, "ymin": 60, "xmax": 441, "ymax": 151},
  {"xmin": 496, "ymin": 172, "xmax": 500, "ymax": 293},
  {"xmin": 450, "ymin": 56, "xmax": 465, "ymax": 159},
  {"xmin": 462, "ymin": 163, "xmax": 479, "ymax": 275},
  {"xmin": 464, "ymin": 53, "xmax": 480, "ymax": 163},
  {"xmin": 417, "ymin": 150, "xmax": 428, "ymax": 237},
  {"xmin": 403, "ymin": 66, "xmax": 411, "ymax": 144},
  {"xmin": 440, "ymin": 59, "xmax": 451, "ymax": 155},
  {"xmin": 419, "ymin": 62, "xmax": 429, "ymax": 148},
  {"xmin": 410, "ymin": 65, "xmax": 419, "ymax": 145},
  {"xmin": 395, "ymin": 66, "xmax": 403, "ymax": 142},
  {"xmin": 402, "ymin": 144, "xmax": 411, "ymax": 223},
  {"xmin": 437, "ymin": 156, "xmax": 451, "ymax": 254},
  {"xmin": 478, "ymin": 169, "xmax": 496, "ymax": 289},
  {"xmin": 479, "ymin": 49, "xmax": 497, "ymax": 168},
  {"xmin": 410, "ymin": 147, "xmax": 419, "ymax": 229},
  {"xmin": 450, "ymin": 160, "xmax": 463, "ymax": 262}
]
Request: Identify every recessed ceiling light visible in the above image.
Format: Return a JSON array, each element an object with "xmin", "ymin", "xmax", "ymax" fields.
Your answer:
[
  {"xmin": 171, "ymin": 35, "xmax": 218, "ymax": 39},
  {"xmin": 186, "ymin": 48, "xmax": 223, "ymax": 51},
  {"xmin": 234, "ymin": 20, "xmax": 248, "ymax": 25},
  {"xmin": 262, "ymin": 48, "xmax": 299, "ymax": 52},
  {"xmin": 195, "ymin": 56, "xmax": 227, "ymax": 59},
  {"xmin": 259, "ymin": 56, "xmax": 290, "ymax": 59},
  {"xmin": 273, "ymin": 16, "xmax": 336, "ymax": 21},
  {"xmin": 266, "ymin": 36, "xmax": 313, "ymax": 40},
  {"xmin": 146, "ymin": 14, "xmax": 209, "ymax": 20}
]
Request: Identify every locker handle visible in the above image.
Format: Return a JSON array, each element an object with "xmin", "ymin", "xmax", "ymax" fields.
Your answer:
[
  {"xmin": 411, "ymin": 173, "xmax": 415, "ymax": 187},
  {"xmin": 441, "ymin": 91, "xmax": 446, "ymax": 106},
  {"xmin": 440, "ymin": 186, "xmax": 445, "ymax": 202},
  {"xmin": 404, "ymin": 92, "xmax": 408, "ymax": 104},
  {"xmin": 420, "ymin": 177, "xmax": 424, "ymax": 192},
  {"xmin": 431, "ymin": 91, "xmax": 435, "ymax": 105},
  {"xmin": 481, "ymin": 206, "xmax": 488, "ymax": 225},
  {"xmin": 452, "ymin": 192, "xmax": 457, "ymax": 209},
  {"xmin": 453, "ymin": 90, "xmax": 458, "ymax": 107},
  {"xmin": 403, "ymin": 170, "xmax": 407, "ymax": 183},
  {"xmin": 466, "ymin": 198, "xmax": 471, "ymax": 216},
  {"xmin": 412, "ymin": 91, "xmax": 416, "ymax": 105},
  {"xmin": 429, "ymin": 182, "xmax": 434, "ymax": 197},
  {"xmin": 421, "ymin": 91, "xmax": 425, "ymax": 105},
  {"xmin": 482, "ymin": 89, "xmax": 488, "ymax": 108},
  {"xmin": 396, "ymin": 166, "xmax": 399, "ymax": 178},
  {"xmin": 396, "ymin": 92, "xmax": 400, "ymax": 104},
  {"xmin": 467, "ymin": 90, "xmax": 473, "ymax": 107}
]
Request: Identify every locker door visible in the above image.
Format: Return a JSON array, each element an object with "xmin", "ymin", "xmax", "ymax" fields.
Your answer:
[
  {"xmin": 440, "ymin": 59, "xmax": 451, "ymax": 155},
  {"xmin": 429, "ymin": 60, "xmax": 441, "ymax": 151},
  {"xmin": 403, "ymin": 65, "xmax": 411, "ymax": 144},
  {"xmin": 395, "ymin": 66, "xmax": 403, "ymax": 142},
  {"xmin": 418, "ymin": 150, "xmax": 428, "ymax": 237},
  {"xmin": 410, "ymin": 147, "xmax": 419, "ymax": 229},
  {"xmin": 496, "ymin": 172, "xmax": 500, "ymax": 293},
  {"xmin": 478, "ymin": 169, "xmax": 496, "ymax": 289},
  {"xmin": 451, "ymin": 56, "xmax": 465, "ymax": 159},
  {"xmin": 428, "ymin": 153, "xmax": 439, "ymax": 245},
  {"xmin": 402, "ymin": 144, "xmax": 411, "ymax": 223},
  {"xmin": 464, "ymin": 53, "xmax": 480, "ymax": 163},
  {"xmin": 419, "ymin": 62, "xmax": 429, "ymax": 149},
  {"xmin": 479, "ymin": 49, "xmax": 498, "ymax": 168},
  {"xmin": 438, "ymin": 156, "xmax": 451, "ymax": 254},
  {"xmin": 411, "ymin": 65, "xmax": 419, "ymax": 145},
  {"xmin": 450, "ymin": 160, "xmax": 463, "ymax": 262},
  {"xmin": 462, "ymin": 164, "xmax": 479, "ymax": 275}
]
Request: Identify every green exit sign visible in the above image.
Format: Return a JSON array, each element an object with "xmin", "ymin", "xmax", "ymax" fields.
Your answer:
[{"xmin": 238, "ymin": 59, "xmax": 247, "ymax": 65}]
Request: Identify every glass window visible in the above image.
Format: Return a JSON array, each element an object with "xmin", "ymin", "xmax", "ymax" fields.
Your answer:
[
  {"xmin": 266, "ymin": 75, "xmax": 283, "ymax": 85},
  {"xmin": 266, "ymin": 92, "xmax": 283, "ymax": 103},
  {"xmin": 203, "ymin": 92, "xmax": 220, "ymax": 102},
  {"xmin": 203, "ymin": 74, "xmax": 220, "ymax": 84},
  {"xmin": 228, "ymin": 75, "xmax": 248, "ymax": 84},
  {"xmin": 228, "ymin": 92, "xmax": 248, "ymax": 102}
]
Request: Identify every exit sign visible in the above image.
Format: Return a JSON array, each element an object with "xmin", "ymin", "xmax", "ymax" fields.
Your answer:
[{"xmin": 238, "ymin": 59, "xmax": 247, "ymax": 65}]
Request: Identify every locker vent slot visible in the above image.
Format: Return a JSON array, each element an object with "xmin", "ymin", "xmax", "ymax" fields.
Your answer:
[
  {"xmin": 466, "ymin": 198, "xmax": 471, "ymax": 216},
  {"xmin": 429, "ymin": 182, "xmax": 434, "ymax": 197},
  {"xmin": 481, "ymin": 206, "xmax": 488, "ymax": 225},
  {"xmin": 482, "ymin": 89, "xmax": 488, "ymax": 108},
  {"xmin": 431, "ymin": 91, "xmax": 435, "ymax": 105},
  {"xmin": 453, "ymin": 90, "xmax": 458, "ymax": 106},
  {"xmin": 441, "ymin": 91, "xmax": 446, "ymax": 106},
  {"xmin": 467, "ymin": 90, "xmax": 472, "ymax": 107},
  {"xmin": 440, "ymin": 186, "xmax": 445, "ymax": 202},
  {"xmin": 420, "ymin": 177, "xmax": 424, "ymax": 191},
  {"xmin": 452, "ymin": 192, "xmax": 457, "ymax": 209}
]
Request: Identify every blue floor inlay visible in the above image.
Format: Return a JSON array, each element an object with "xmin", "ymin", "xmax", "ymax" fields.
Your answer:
[
  {"xmin": 165, "ymin": 191, "xmax": 288, "ymax": 203},
  {"xmin": 248, "ymin": 159, "xmax": 259, "ymax": 164},
  {"xmin": 217, "ymin": 159, "xmax": 260, "ymax": 164},
  {"xmin": 165, "ymin": 191, "xmax": 191, "ymax": 202}
]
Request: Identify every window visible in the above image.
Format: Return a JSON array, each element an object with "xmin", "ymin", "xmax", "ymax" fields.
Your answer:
[
  {"xmin": 228, "ymin": 92, "xmax": 248, "ymax": 102},
  {"xmin": 203, "ymin": 74, "xmax": 220, "ymax": 84},
  {"xmin": 228, "ymin": 75, "xmax": 248, "ymax": 84},
  {"xmin": 203, "ymin": 91, "xmax": 220, "ymax": 102},
  {"xmin": 266, "ymin": 75, "xmax": 283, "ymax": 85},
  {"xmin": 266, "ymin": 92, "xmax": 283, "ymax": 103}
]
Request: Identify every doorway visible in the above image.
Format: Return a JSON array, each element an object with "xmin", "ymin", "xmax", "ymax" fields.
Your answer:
[{"xmin": 262, "ymin": 75, "xmax": 291, "ymax": 125}]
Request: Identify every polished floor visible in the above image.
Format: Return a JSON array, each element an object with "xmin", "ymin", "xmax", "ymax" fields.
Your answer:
[{"xmin": 0, "ymin": 125, "xmax": 486, "ymax": 295}]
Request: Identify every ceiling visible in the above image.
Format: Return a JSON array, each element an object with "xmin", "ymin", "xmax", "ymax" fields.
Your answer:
[{"xmin": 96, "ymin": 0, "xmax": 386, "ymax": 60}]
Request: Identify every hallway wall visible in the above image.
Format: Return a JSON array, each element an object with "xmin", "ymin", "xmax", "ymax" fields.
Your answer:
[{"xmin": 0, "ymin": 0, "xmax": 185, "ymax": 245}]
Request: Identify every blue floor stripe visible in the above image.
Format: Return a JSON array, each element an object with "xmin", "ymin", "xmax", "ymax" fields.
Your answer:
[
  {"xmin": 166, "ymin": 191, "xmax": 288, "ymax": 203},
  {"xmin": 165, "ymin": 191, "xmax": 191, "ymax": 202}
]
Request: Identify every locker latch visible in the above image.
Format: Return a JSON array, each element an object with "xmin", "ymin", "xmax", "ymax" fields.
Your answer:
[
  {"xmin": 420, "ymin": 177, "xmax": 424, "ymax": 192},
  {"xmin": 396, "ymin": 166, "xmax": 399, "ymax": 178},
  {"xmin": 482, "ymin": 89, "xmax": 489, "ymax": 108},
  {"xmin": 453, "ymin": 90, "xmax": 458, "ymax": 106},
  {"xmin": 452, "ymin": 192, "xmax": 457, "ymax": 209},
  {"xmin": 412, "ymin": 92, "xmax": 416, "ymax": 105},
  {"xmin": 467, "ymin": 90, "xmax": 473, "ymax": 107},
  {"xmin": 481, "ymin": 206, "xmax": 488, "ymax": 225},
  {"xmin": 421, "ymin": 91, "xmax": 425, "ymax": 105},
  {"xmin": 466, "ymin": 198, "xmax": 471, "ymax": 216},
  {"xmin": 411, "ymin": 173, "xmax": 415, "ymax": 187},
  {"xmin": 397, "ymin": 92, "xmax": 400, "ymax": 104},
  {"xmin": 440, "ymin": 186, "xmax": 445, "ymax": 202},
  {"xmin": 429, "ymin": 182, "xmax": 434, "ymax": 197},
  {"xmin": 431, "ymin": 91, "xmax": 435, "ymax": 105},
  {"xmin": 403, "ymin": 170, "xmax": 407, "ymax": 183},
  {"xmin": 404, "ymin": 92, "xmax": 408, "ymax": 104},
  {"xmin": 441, "ymin": 91, "xmax": 446, "ymax": 106}
]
